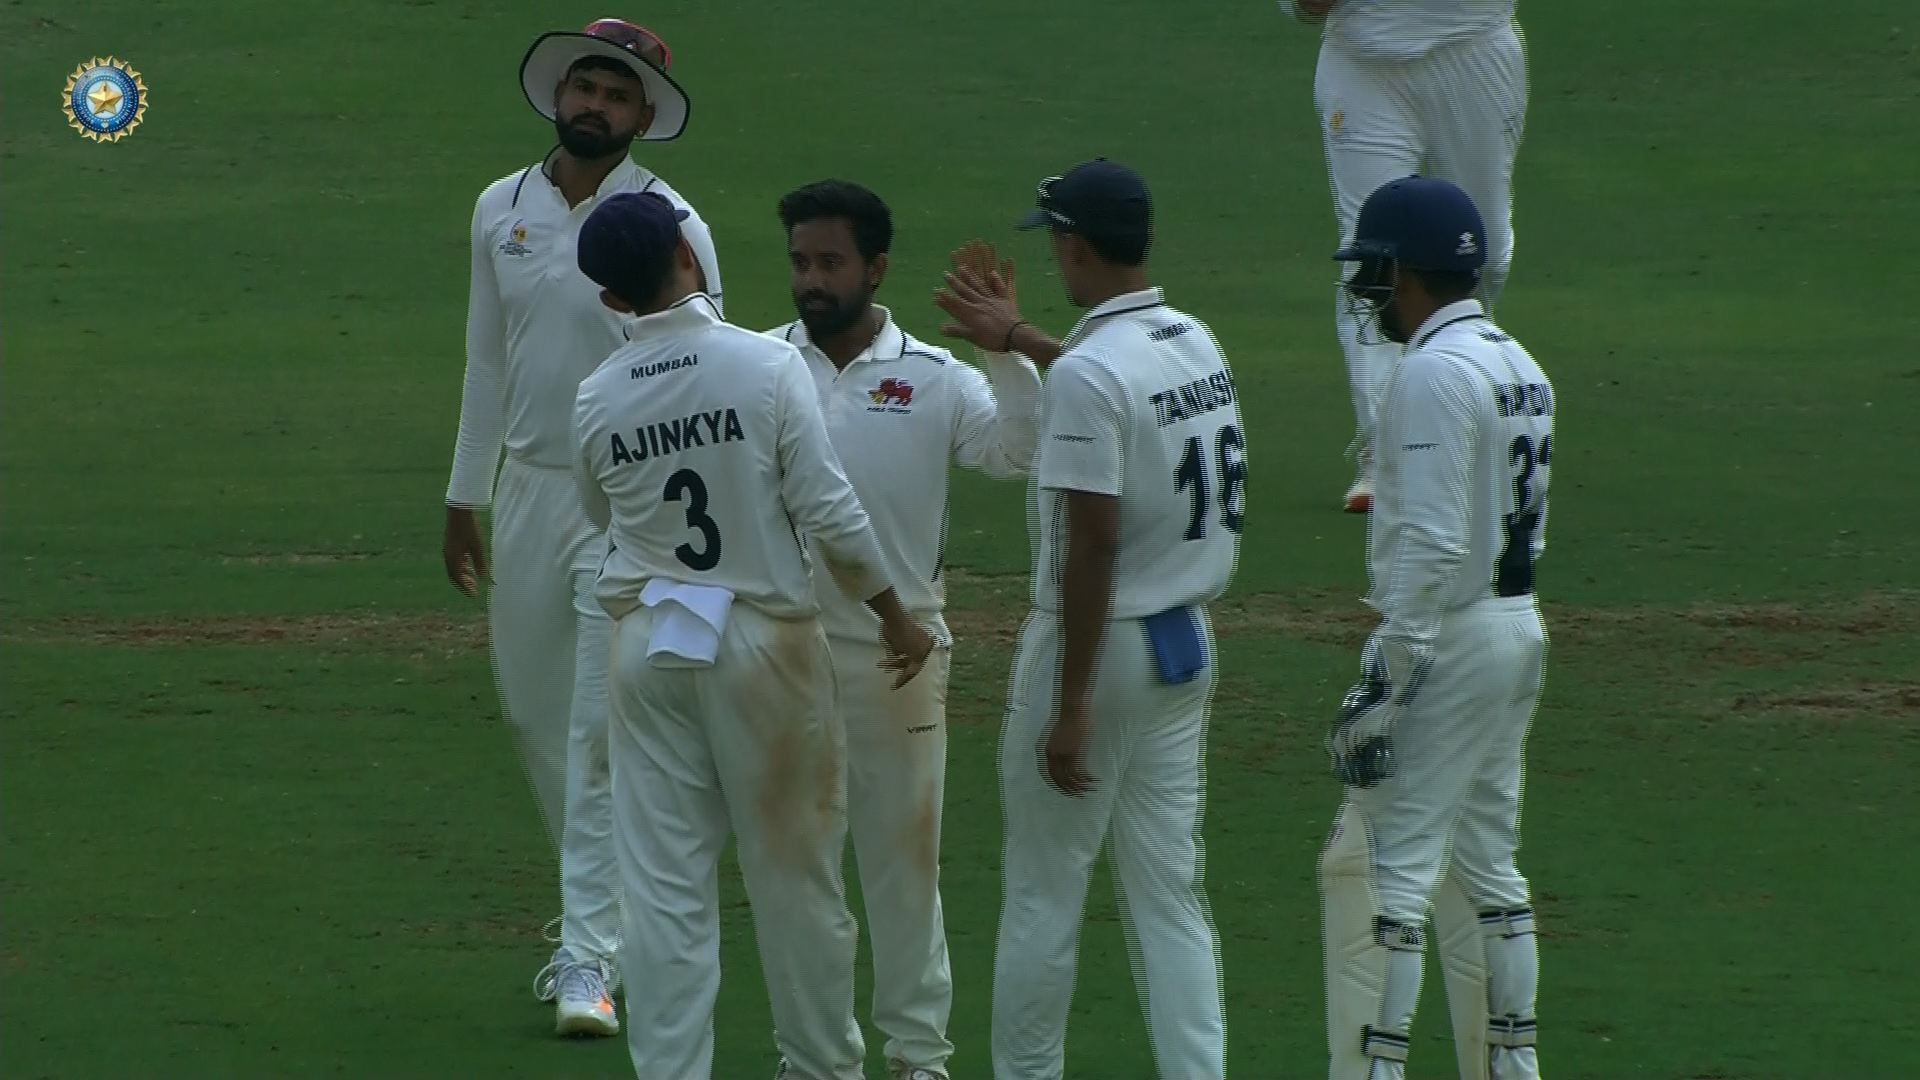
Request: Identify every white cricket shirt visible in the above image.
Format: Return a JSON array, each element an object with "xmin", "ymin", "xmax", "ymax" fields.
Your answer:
[
  {"xmin": 767, "ymin": 306, "xmax": 1043, "ymax": 644},
  {"xmin": 445, "ymin": 155, "xmax": 724, "ymax": 509},
  {"xmin": 1030, "ymin": 287, "xmax": 1246, "ymax": 620},
  {"xmin": 1316, "ymin": 0, "xmax": 1518, "ymax": 62},
  {"xmin": 1367, "ymin": 299, "xmax": 1554, "ymax": 645},
  {"xmin": 573, "ymin": 295, "xmax": 892, "ymax": 624}
]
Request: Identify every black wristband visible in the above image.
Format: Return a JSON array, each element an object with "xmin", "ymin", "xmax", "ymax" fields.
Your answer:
[{"xmin": 1001, "ymin": 320, "xmax": 1027, "ymax": 352}]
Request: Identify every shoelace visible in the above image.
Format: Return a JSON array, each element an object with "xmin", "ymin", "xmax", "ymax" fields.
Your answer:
[
  {"xmin": 532, "ymin": 917, "xmax": 567, "ymax": 1000},
  {"xmin": 554, "ymin": 957, "xmax": 614, "ymax": 1005},
  {"xmin": 531, "ymin": 954, "xmax": 566, "ymax": 1002}
]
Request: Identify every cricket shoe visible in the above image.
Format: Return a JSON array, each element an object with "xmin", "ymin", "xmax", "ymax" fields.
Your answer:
[
  {"xmin": 552, "ymin": 957, "xmax": 620, "ymax": 1037},
  {"xmin": 889, "ymin": 1061, "xmax": 950, "ymax": 1080}
]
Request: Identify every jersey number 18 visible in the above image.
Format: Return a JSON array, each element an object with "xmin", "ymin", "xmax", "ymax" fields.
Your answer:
[{"xmin": 1176, "ymin": 423, "xmax": 1247, "ymax": 541}]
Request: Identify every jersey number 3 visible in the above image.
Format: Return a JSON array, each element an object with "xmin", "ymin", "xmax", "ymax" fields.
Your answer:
[
  {"xmin": 1176, "ymin": 424, "xmax": 1246, "ymax": 541},
  {"xmin": 664, "ymin": 468, "xmax": 722, "ymax": 572}
]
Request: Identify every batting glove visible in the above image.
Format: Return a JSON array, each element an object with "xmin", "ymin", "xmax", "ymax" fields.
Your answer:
[{"xmin": 1326, "ymin": 633, "xmax": 1433, "ymax": 788}]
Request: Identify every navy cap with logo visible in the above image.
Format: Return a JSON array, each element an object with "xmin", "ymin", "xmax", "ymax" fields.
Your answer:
[
  {"xmin": 1017, "ymin": 158, "xmax": 1152, "ymax": 240},
  {"xmin": 578, "ymin": 190, "xmax": 691, "ymax": 305},
  {"xmin": 1333, "ymin": 175, "xmax": 1487, "ymax": 273}
]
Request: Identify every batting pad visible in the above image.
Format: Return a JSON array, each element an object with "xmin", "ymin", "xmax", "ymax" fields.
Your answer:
[
  {"xmin": 1433, "ymin": 874, "xmax": 1493, "ymax": 1080},
  {"xmin": 1319, "ymin": 802, "xmax": 1425, "ymax": 1079}
]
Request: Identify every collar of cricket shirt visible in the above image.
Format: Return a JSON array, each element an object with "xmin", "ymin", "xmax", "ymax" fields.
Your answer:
[
  {"xmin": 1059, "ymin": 285, "xmax": 1166, "ymax": 353},
  {"xmin": 623, "ymin": 292, "xmax": 721, "ymax": 341},
  {"xmin": 537, "ymin": 151, "xmax": 650, "ymax": 209},
  {"xmin": 1408, "ymin": 298, "xmax": 1487, "ymax": 350},
  {"xmin": 784, "ymin": 304, "xmax": 906, "ymax": 367}
]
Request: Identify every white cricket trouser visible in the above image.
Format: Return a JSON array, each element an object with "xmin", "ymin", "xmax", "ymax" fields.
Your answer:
[
  {"xmin": 992, "ymin": 610, "xmax": 1226, "ymax": 1080},
  {"xmin": 1322, "ymin": 596, "xmax": 1546, "ymax": 1080},
  {"xmin": 488, "ymin": 455, "xmax": 620, "ymax": 965},
  {"xmin": 833, "ymin": 635, "xmax": 956, "ymax": 1072},
  {"xmin": 608, "ymin": 602, "xmax": 864, "ymax": 1080},
  {"xmin": 1315, "ymin": 21, "xmax": 1529, "ymax": 446}
]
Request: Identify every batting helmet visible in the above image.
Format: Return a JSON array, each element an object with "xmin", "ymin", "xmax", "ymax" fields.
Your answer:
[{"xmin": 1333, "ymin": 176, "xmax": 1487, "ymax": 273}]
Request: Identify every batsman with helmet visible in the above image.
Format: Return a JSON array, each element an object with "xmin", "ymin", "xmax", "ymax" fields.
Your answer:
[{"xmin": 1320, "ymin": 175, "xmax": 1552, "ymax": 1080}]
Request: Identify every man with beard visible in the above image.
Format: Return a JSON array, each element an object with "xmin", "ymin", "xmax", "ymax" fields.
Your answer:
[
  {"xmin": 440, "ymin": 18, "xmax": 723, "ymax": 1038},
  {"xmin": 1322, "ymin": 175, "xmax": 1550, "ymax": 1080},
  {"xmin": 764, "ymin": 180, "xmax": 1043, "ymax": 1080}
]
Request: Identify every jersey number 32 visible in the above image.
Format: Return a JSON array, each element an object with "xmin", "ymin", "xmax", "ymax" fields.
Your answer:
[
  {"xmin": 1176, "ymin": 424, "xmax": 1247, "ymax": 541},
  {"xmin": 1496, "ymin": 433, "xmax": 1550, "ymax": 597}
]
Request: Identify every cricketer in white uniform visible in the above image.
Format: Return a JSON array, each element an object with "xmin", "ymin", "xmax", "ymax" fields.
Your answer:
[
  {"xmin": 1285, "ymin": 0, "xmax": 1528, "ymax": 513},
  {"xmin": 439, "ymin": 19, "xmax": 722, "ymax": 1036},
  {"xmin": 1322, "ymin": 176, "xmax": 1550, "ymax": 1080},
  {"xmin": 765, "ymin": 180, "xmax": 1044, "ymax": 1080},
  {"xmin": 937, "ymin": 159, "xmax": 1241, "ymax": 1080},
  {"xmin": 570, "ymin": 190, "xmax": 937, "ymax": 1080}
]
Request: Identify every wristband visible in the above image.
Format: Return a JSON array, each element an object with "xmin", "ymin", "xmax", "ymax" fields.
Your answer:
[{"xmin": 1001, "ymin": 320, "xmax": 1028, "ymax": 352}]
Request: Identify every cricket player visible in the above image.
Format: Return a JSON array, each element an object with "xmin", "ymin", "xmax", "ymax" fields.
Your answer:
[
  {"xmin": 439, "ymin": 18, "xmax": 722, "ymax": 1036},
  {"xmin": 1285, "ymin": 0, "xmax": 1528, "ymax": 512},
  {"xmin": 1321, "ymin": 175, "xmax": 1551, "ymax": 1080},
  {"xmin": 766, "ymin": 180, "xmax": 1045, "ymax": 1080},
  {"xmin": 935, "ymin": 158, "xmax": 1241, "ymax": 1080},
  {"xmin": 570, "ymin": 190, "xmax": 937, "ymax": 1080}
]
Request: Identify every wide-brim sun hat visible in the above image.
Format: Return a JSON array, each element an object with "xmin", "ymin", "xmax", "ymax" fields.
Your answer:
[{"xmin": 519, "ymin": 19, "xmax": 690, "ymax": 141}]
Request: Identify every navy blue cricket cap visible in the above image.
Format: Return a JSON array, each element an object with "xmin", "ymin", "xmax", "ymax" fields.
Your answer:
[
  {"xmin": 578, "ymin": 190, "xmax": 691, "ymax": 303},
  {"xmin": 1017, "ymin": 158, "xmax": 1152, "ymax": 239},
  {"xmin": 1334, "ymin": 175, "xmax": 1487, "ymax": 273}
]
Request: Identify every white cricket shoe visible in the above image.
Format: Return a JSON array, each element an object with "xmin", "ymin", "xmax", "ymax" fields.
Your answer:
[
  {"xmin": 553, "ymin": 958, "xmax": 620, "ymax": 1037},
  {"xmin": 889, "ymin": 1061, "xmax": 950, "ymax": 1080}
]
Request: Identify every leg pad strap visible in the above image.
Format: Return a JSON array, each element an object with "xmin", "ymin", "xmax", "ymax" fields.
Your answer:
[{"xmin": 1361, "ymin": 1025, "xmax": 1412, "ymax": 1063}]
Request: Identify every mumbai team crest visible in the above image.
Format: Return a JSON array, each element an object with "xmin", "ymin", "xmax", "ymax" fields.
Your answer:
[
  {"xmin": 868, "ymin": 377, "xmax": 914, "ymax": 412},
  {"xmin": 63, "ymin": 57, "xmax": 148, "ymax": 143}
]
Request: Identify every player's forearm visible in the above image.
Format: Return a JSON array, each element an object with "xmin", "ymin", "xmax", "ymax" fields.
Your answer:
[
  {"xmin": 1007, "ymin": 322, "xmax": 1065, "ymax": 368},
  {"xmin": 446, "ymin": 351, "xmax": 506, "ymax": 507},
  {"xmin": 959, "ymin": 355, "xmax": 1044, "ymax": 476},
  {"xmin": 1057, "ymin": 519, "xmax": 1120, "ymax": 716},
  {"xmin": 820, "ymin": 527, "xmax": 893, "ymax": 609},
  {"xmin": 794, "ymin": 469, "xmax": 891, "ymax": 601},
  {"xmin": 1374, "ymin": 532, "xmax": 1466, "ymax": 644},
  {"xmin": 450, "ymin": 204, "xmax": 508, "ymax": 507}
]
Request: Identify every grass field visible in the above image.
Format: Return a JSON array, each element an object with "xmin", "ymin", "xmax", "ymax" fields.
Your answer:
[{"xmin": 4, "ymin": 1, "xmax": 1919, "ymax": 1077}]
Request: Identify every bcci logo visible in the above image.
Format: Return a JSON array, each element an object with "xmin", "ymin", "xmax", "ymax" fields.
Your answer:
[{"xmin": 63, "ymin": 57, "xmax": 147, "ymax": 143}]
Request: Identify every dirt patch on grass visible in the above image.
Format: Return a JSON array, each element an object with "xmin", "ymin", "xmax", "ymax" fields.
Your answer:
[
  {"xmin": 7, "ymin": 612, "xmax": 487, "ymax": 652},
  {"xmin": 1727, "ymin": 682, "xmax": 1920, "ymax": 719},
  {"xmin": 219, "ymin": 550, "xmax": 378, "ymax": 566},
  {"xmin": 9, "ymin": 589, "xmax": 1912, "ymax": 688}
]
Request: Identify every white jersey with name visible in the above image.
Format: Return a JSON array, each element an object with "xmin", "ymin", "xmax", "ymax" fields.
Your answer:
[
  {"xmin": 767, "ymin": 307, "xmax": 1043, "ymax": 645},
  {"xmin": 572, "ymin": 295, "xmax": 891, "ymax": 623},
  {"xmin": 446, "ymin": 155, "xmax": 724, "ymax": 508},
  {"xmin": 1367, "ymin": 299, "xmax": 1553, "ymax": 644},
  {"xmin": 1030, "ymin": 287, "xmax": 1245, "ymax": 620},
  {"xmin": 1309, "ymin": 0, "xmax": 1518, "ymax": 63}
]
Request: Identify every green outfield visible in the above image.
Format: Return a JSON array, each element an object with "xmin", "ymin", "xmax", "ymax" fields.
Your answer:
[{"xmin": 4, "ymin": 1, "xmax": 1917, "ymax": 1076}]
